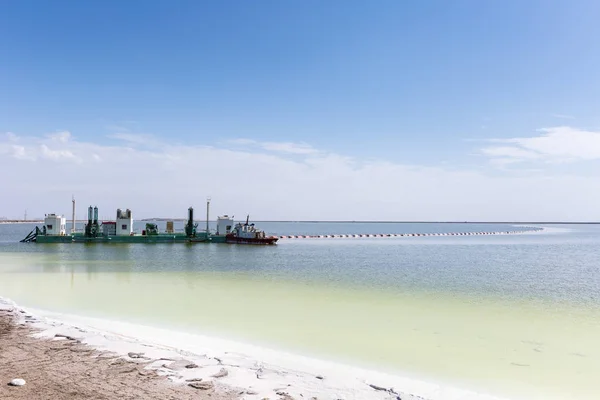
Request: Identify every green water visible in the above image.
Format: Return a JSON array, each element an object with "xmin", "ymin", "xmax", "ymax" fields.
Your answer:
[{"xmin": 1, "ymin": 223, "xmax": 600, "ymax": 399}]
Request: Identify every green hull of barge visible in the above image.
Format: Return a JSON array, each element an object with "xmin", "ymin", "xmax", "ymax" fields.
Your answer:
[
  {"xmin": 35, "ymin": 232, "xmax": 214, "ymax": 243},
  {"xmin": 34, "ymin": 235, "xmax": 74, "ymax": 243}
]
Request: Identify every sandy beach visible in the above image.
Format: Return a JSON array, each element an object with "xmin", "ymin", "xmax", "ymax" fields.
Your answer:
[{"xmin": 0, "ymin": 308, "xmax": 240, "ymax": 400}]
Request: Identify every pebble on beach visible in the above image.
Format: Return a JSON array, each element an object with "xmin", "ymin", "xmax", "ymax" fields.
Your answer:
[
  {"xmin": 188, "ymin": 381, "xmax": 214, "ymax": 390},
  {"xmin": 9, "ymin": 378, "xmax": 26, "ymax": 386}
]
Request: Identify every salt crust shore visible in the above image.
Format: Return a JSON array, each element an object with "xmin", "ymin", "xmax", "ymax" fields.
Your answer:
[
  {"xmin": 0, "ymin": 308, "xmax": 237, "ymax": 400},
  {"xmin": 0, "ymin": 297, "xmax": 514, "ymax": 400}
]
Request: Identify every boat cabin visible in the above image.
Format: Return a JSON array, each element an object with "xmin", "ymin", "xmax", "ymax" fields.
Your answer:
[{"xmin": 44, "ymin": 214, "xmax": 66, "ymax": 236}]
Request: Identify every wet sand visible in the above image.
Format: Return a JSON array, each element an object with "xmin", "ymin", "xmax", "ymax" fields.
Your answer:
[{"xmin": 0, "ymin": 309, "xmax": 240, "ymax": 400}]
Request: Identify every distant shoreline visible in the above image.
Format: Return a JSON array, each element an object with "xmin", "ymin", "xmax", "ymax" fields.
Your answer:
[
  {"xmin": 0, "ymin": 220, "xmax": 44, "ymax": 224},
  {"xmin": 1, "ymin": 219, "xmax": 598, "ymax": 225}
]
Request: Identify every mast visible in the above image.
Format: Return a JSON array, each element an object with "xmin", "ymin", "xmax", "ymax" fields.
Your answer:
[
  {"xmin": 71, "ymin": 195, "xmax": 76, "ymax": 233},
  {"xmin": 206, "ymin": 197, "xmax": 211, "ymax": 237}
]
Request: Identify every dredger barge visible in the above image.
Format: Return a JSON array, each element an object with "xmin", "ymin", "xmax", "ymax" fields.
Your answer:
[{"xmin": 20, "ymin": 199, "xmax": 278, "ymax": 245}]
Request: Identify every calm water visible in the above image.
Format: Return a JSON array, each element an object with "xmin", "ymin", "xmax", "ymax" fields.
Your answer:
[{"xmin": 0, "ymin": 222, "xmax": 599, "ymax": 400}]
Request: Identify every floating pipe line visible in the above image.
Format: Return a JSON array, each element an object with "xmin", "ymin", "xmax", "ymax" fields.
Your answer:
[{"xmin": 276, "ymin": 227, "xmax": 543, "ymax": 239}]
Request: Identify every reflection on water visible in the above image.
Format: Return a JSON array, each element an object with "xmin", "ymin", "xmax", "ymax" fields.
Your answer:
[
  {"xmin": 1, "ymin": 223, "xmax": 600, "ymax": 400},
  {"xmin": 1, "ymin": 264, "xmax": 599, "ymax": 400}
]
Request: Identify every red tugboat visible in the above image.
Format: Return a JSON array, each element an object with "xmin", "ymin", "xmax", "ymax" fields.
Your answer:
[{"xmin": 225, "ymin": 216, "xmax": 279, "ymax": 245}]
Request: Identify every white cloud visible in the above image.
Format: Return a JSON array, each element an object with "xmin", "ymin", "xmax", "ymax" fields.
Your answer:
[
  {"xmin": 480, "ymin": 146, "xmax": 542, "ymax": 160},
  {"xmin": 40, "ymin": 144, "xmax": 80, "ymax": 162},
  {"xmin": 2, "ymin": 129, "xmax": 600, "ymax": 221},
  {"xmin": 228, "ymin": 138, "xmax": 319, "ymax": 155},
  {"xmin": 47, "ymin": 131, "xmax": 72, "ymax": 143},
  {"xmin": 228, "ymin": 138, "xmax": 257, "ymax": 146},
  {"xmin": 260, "ymin": 141, "xmax": 318, "ymax": 154},
  {"xmin": 551, "ymin": 114, "xmax": 575, "ymax": 120},
  {"xmin": 11, "ymin": 145, "xmax": 30, "ymax": 160},
  {"xmin": 482, "ymin": 126, "xmax": 600, "ymax": 164},
  {"xmin": 108, "ymin": 132, "xmax": 163, "ymax": 147}
]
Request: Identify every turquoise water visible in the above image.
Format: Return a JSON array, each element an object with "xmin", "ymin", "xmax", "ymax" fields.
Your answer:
[{"xmin": 1, "ymin": 222, "xmax": 599, "ymax": 399}]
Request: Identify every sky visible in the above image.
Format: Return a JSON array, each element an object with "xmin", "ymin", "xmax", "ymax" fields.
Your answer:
[{"xmin": 1, "ymin": 0, "xmax": 600, "ymax": 221}]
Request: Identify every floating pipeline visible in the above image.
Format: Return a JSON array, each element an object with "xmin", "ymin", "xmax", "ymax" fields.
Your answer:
[{"xmin": 276, "ymin": 227, "xmax": 544, "ymax": 239}]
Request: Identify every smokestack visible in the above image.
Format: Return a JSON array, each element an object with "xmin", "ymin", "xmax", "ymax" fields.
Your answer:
[{"xmin": 93, "ymin": 206, "xmax": 98, "ymax": 224}]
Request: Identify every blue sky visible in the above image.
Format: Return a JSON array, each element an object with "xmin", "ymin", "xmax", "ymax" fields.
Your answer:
[{"xmin": 2, "ymin": 1, "xmax": 600, "ymax": 220}]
